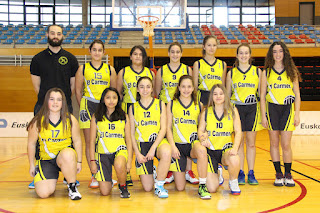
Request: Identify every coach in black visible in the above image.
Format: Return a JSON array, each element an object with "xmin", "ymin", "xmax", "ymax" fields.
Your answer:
[{"xmin": 30, "ymin": 24, "xmax": 79, "ymax": 114}]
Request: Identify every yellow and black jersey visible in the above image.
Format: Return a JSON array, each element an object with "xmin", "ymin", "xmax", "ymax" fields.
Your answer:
[
  {"xmin": 266, "ymin": 68, "xmax": 295, "ymax": 105},
  {"xmin": 38, "ymin": 117, "xmax": 72, "ymax": 160},
  {"xmin": 206, "ymin": 107, "xmax": 234, "ymax": 150},
  {"xmin": 159, "ymin": 63, "xmax": 189, "ymax": 103},
  {"xmin": 122, "ymin": 66, "xmax": 153, "ymax": 104},
  {"xmin": 133, "ymin": 98, "xmax": 162, "ymax": 143},
  {"xmin": 230, "ymin": 65, "xmax": 259, "ymax": 105},
  {"xmin": 171, "ymin": 99, "xmax": 201, "ymax": 144},
  {"xmin": 83, "ymin": 62, "xmax": 111, "ymax": 102},
  {"xmin": 198, "ymin": 58, "xmax": 224, "ymax": 91},
  {"xmin": 96, "ymin": 116, "xmax": 127, "ymax": 154}
]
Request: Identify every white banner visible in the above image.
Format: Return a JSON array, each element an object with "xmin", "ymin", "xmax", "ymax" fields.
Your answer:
[
  {"xmin": 0, "ymin": 112, "xmax": 33, "ymax": 137},
  {"xmin": 293, "ymin": 111, "xmax": 320, "ymax": 135}
]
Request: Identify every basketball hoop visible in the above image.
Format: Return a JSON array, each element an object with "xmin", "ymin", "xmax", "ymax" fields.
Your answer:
[{"xmin": 138, "ymin": 16, "xmax": 159, "ymax": 37}]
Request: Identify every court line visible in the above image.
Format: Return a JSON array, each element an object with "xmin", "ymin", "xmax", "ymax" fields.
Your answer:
[
  {"xmin": 0, "ymin": 208, "xmax": 15, "ymax": 213},
  {"xmin": 0, "ymin": 153, "xmax": 27, "ymax": 165},
  {"xmin": 258, "ymin": 180, "xmax": 307, "ymax": 213},
  {"xmin": 257, "ymin": 146, "xmax": 320, "ymax": 181}
]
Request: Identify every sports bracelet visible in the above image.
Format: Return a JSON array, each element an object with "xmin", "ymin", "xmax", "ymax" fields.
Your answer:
[
  {"xmin": 77, "ymin": 161, "xmax": 82, "ymax": 163},
  {"xmin": 90, "ymin": 160, "xmax": 96, "ymax": 162}
]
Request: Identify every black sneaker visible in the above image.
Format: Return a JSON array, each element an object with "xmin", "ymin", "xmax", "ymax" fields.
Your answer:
[
  {"xmin": 68, "ymin": 183, "xmax": 82, "ymax": 200},
  {"xmin": 119, "ymin": 184, "xmax": 131, "ymax": 198}
]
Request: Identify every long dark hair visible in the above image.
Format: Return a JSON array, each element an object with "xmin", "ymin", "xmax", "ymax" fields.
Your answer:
[
  {"xmin": 136, "ymin": 76, "xmax": 153, "ymax": 102},
  {"xmin": 202, "ymin": 35, "xmax": 217, "ymax": 56},
  {"xmin": 233, "ymin": 43, "xmax": 252, "ymax": 68},
  {"xmin": 264, "ymin": 41, "xmax": 301, "ymax": 82},
  {"xmin": 207, "ymin": 84, "xmax": 234, "ymax": 118},
  {"xmin": 173, "ymin": 75, "xmax": 197, "ymax": 104},
  {"xmin": 27, "ymin": 88, "xmax": 72, "ymax": 132},
  {"xmin": 130, "ymin": 45, "xmax": 147, "ymax": 67},
  {"xmin": 95, "ymin": 87, "xmax": 126, "ymax": 122}
]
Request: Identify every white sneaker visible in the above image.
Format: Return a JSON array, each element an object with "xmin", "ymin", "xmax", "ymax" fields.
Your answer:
[
  {"xmin": 165, "ymin": 171, "xmax": 174, "ymax": 184},
  {"xmin": 88, "ymin": 176, "xmax": 99, "ymax": 188},
  {"xmin": 153, "ymin": 165, "xmax": 157, "ymax": 180},
  {"xmin": 284, "ymin": 173, "xmax": 295, "ymax": 187},
  {"xmin": 185, "ymin": 170, "xmax": 199, "ymax": 184},
  {"xmin": 68, "ymin": 183, "xmax": 82, "ymax": 200},
  {"xmin": 229, "ymin": 179, "xmax": 241, "ymax": 195},
  {"xmin": 218, "ymin": 165, "xmax": 224, "ymax": 185},
  {"xmin": 274, "ymin": 173, "xmax": 284, "ymax": 187},
  {"xmin": 154, "ymin": 185, "xmax": 168, "ymax": 198}
]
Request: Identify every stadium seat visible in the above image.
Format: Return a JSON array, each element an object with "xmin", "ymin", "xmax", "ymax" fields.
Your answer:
[
  {"xmin": 88, "ymin": 35, "xmax": 96, "ymax": 40},
  {"xmin": 187, "ymin": 39, "xmax": 195, "ymax": 44},
  {"xmin": 16, "ymin": 39, "xmax": 25, "ymax": 44},
  {"xmin": 198, "ymin": 40, "xmax": 203, "ymax": 44},
  {"xmin": 244, "ymin": 31, "xmax": 252, "ymax": 35},
  {"xmin": 234, "ymin": 31, "xmax": 242, "ymax": 36},
  {"xmin": 274, "ymin": 31, "xmax": 281, "ymax": 35},
  {"xmin": 289, "ymin": 35, "xmax": 297, "ymax": 39},
  {"xmin": 175, "ymin": 35, "xmax": 183, "ymax": 39},
  {"xmin": 227, "ymin": 35, "xmax": 235, "ymax": 40},
  {"xmin": 238, "ymin": 35, "xmax": 246, "ymax": 40},
  {"xmin": 303, "ymin": 30, "xmax": 311, "ymax": 35},
  {"xmin": 252, "ymin": 39, "xmax": 260, "ymax": 44},
  {"xmin": 293, "ymin": 30, "xmax": 301, "ymax": 35},
  {"xmin": 241, "ymin": 39, "xmax": 249, "ymax": 44},
  {"xmin": 284, "ymin": 39, "xmax": 293, "ymax": 44},
  {"xmin": 73, "ymin": 39, "xmax": 83, "ymax": 44},
  {"xmin": 155, "ymin": 35, "xmax": 162, "ymax": 40},
  {"xmin": 230, "ymin": 39, "xmax": 239, "ymax": 44},
  {"xmin": 254, "ymin": 31, "xmax": 262, "ymax": 35},
  {"xmin": 219, "ymin": 39, "xmax": 228, "ymax": 44},
  {"xmin": 165, "ymin": 39, "xmax": 173, "ymax": 44},
  {"xmin": 305, "ymin": 39, "xmax": 315, "ymax": 43},
  {"xmin": 259, "ymin": 27, "xmax": 266, "ymax": 31},
  {"xmin": 310, "ymin": 34, "xmax": 318, "ymax": 39},
  {"xmin": 17, "ymin": 31, "xmax": 24, "ymax": 35},
  {"xmin": 108, "ymin": 39, "xmax": 117, "ymax": 44},
  {"xmin": 186, "ymin": 35, "xmax": 194, "ymax": 40},
  {"xmin": 258, "ymin": 35, "xmax": 266, "ymax": 39},
  {"xmin": 110, "ymin": 35, "xmax": 118, "ymax": 39},
  {"xmin": 264, "ymin": 31, "xmax": 272, "ymax": 35},
  {"xmin": 268, "ymin": 35, "xmax": 276, "ymax": 39},
  {"xmin": 185, "ymin": 31, "xmax": 192, "ymax": 35},
  {"xmin": 5, "ymin": 30, "xmax": 13, "ymax": 35},
  {"xmin": 279, "ymin": 35, "xmax": 287, "ymax": 39},
  {"xmin": 27, "ymin": 39, "xmax": 36, "ymax": 44},
  {"xmin": 295, "ymin": 39, "xmax": 304, "ymax": 44},
  {"xmin": 298, "ymin": 26, "xmax": 304, "ymax": 31},
  {"xmin": 85, "ymin": 39, "xmax": 94, "ymax": 44},
  {"xmin": 217, "ymin": 35, "xmax": 225, "ymax": 40},
  {"xmin": 283, "ymin": 30, "xmax": 291, "ymax": 35},
  {"xmin": 62, "ymin": 39, "xmax": 71, "ymax": 44},
  {"xmin": 38, "ymin": 39, "xmax": 47, "ymax": 44},
  {"xmin": 91, "ymin": 31, "xmax": 99, "ymax": 35},
  {"xmin": 263, "ymin": 39, "xmax": 271, "ymax": 44},
  {"xmin": 155, "ymin": 40, "xmax": 163, "ymax": 44},
  {"xmin": 33, "ymin": 35, "xmax": 41, "ymax": 40},
  {"xmin": 299, "ymin": 34, "xmax": 308, "ymax": 39},
  {"xmin": 248, "ymin": 35, "xmax": 256, "ymax": 40},
  {"xmin": 196, "ymin": 34, "xmax": 204, "ymax": 40},
  {"xmin": 101, "ymin": 31, "xmax": 109, "ymax": 36},
  {"xmin": 224, "ymin": 31, "xmax": 232, "ymax": 35},
  {"xmin": 269, "ymin": 27, "xmax": 275, "ymax": 31},
  {"xmin": 214, "ymin": 31, "xmax": 222, "ymax": 35},
  {"xmin": 307, "ymin": 26, "xmax": 314, "ymax": 31},
  {"xmin": 165, "ymin": 35, "xmax": 173, "ymax": 39}
]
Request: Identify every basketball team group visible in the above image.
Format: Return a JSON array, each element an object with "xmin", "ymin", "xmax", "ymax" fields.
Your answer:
[{"xmin": 27, "ymin": 25, "xmax": 301, "ymax": 200}]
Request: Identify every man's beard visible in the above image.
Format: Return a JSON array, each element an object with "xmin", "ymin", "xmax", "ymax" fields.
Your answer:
[{"xmin": 48, "ymin": 36, "xmax": 63, "ymax": 47}]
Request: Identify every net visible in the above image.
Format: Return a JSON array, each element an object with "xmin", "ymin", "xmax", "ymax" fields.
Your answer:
[{"xmin": 138, "ymin": 16, "xmax": 159, "ymax": 37}]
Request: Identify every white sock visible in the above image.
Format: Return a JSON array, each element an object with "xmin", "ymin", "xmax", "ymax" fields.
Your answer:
[
  {"xmin": 199, "ymin": 178, "xmax": 206, "ymax": 185},
  {"xmin": 155, "ymin": 180, "xmax": 165, "ymax": 188}
]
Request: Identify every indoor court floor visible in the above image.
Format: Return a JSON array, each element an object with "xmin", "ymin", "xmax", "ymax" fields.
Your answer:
[{"xmin": 0, "ymin": 128, "xmax": 320, "ymax": 213}]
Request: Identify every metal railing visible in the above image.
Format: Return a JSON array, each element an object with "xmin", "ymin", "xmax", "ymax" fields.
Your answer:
[{"xmin": 0, "ymin": 55, "xmax": 110, "ymax": 66}]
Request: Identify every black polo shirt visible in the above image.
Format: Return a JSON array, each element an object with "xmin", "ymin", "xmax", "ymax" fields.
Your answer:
[{"xmin": 30, "ymin": 48, "xmax": 79, "ymax": 106}]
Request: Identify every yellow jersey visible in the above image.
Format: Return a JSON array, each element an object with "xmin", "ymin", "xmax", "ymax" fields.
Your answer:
[
  {"xmin": 133, "ymin": 98, "xmax": 162, "ymax": 143},
  {"xmin": 96, "ymin": 116, "xmax": 127, "ymax": 154},
  {"xmin": 198, "ymin": 58, "xmax": 224, "ymax": 91},
  {"xmin": 83, "ymin": 62, "xmax": 111, "ymax": 102},
  {"xmin": 171, "ymin": 99, "xmax": 201, "ymax": 144},
  {"xmin": 206, "ymin": 107, "xmax": 234, "ymax": 150},
  {"xmin": 230, "ymin": 65, "xmax": 259, "ymax": 105},
  {"xmin": 159, "ymin": 63, "xmax": 189, "ymax": 103},
  {"xmin": 266, "ymin": 68, "xmax": 295, "ymax": 105},
  {"xmin": 38, "ymin": 117, "xmax": 72, "ymax": 160},
  {"xmin": 122, "ymin": 66, "xmax": 153, "ymax": 104}
]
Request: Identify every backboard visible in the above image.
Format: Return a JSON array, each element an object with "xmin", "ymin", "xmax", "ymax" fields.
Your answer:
[{"xmin": 111, "ymin": 0, "xmax": 187, "ymax": 31}]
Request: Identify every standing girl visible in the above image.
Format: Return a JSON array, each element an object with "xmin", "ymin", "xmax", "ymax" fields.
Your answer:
[
  {"xmin": 155, "ymin": 42, "xmax": 197, "ymax": 184},
  {"xmin": 167, "ymin": 75, "xmax": 211, "ymax": 199},
  {"xmin": 89, "ymin": 87, "xmax": 132, "ymax": 198},
  {"xmin": 198, "ymin": 84, "xmax": 242, "ymax": 195},
  {"xmin": 129, "ymin": 76, "xmax": 171, "ymax": 198},
  {"xmin": 226, "ymin": 44, "xmax": 262, "ymax": 185},
  {"xmin": 260, "ymin": 41, "xmax": 301, "ymax": 187},
  {"xmin": 192, "ymin": 35, "xmax": 227, "ymax": 106},
  {"xmin": 27, "ymin": 88, "xmax": 82, "ymax": 200},
  {"xmin": 75, "ymin": 39, "xmax": 117, "ymax": 188}
]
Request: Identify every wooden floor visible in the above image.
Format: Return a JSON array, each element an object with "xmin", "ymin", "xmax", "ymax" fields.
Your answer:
[{"xmin": 0, "ymin": 130, "xmax": 320, "ymax": 213}]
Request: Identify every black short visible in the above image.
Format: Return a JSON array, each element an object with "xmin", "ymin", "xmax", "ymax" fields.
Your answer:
[
  {"xmin": 235, "ymin": 104, "xmax": 258, "ymax": 131},
  {"xmin": 34, "ymin": 158, "xmax": 61, "ymax": 183},
  {"xmin": 207, "ymin": 149, "xmax": 223, "ymax": 174},
  {"xmin": 170, "ymin": 143, "xmax": 192, "ymax": 172},
  {"xmin": 95, "ymin": 153, "xmax": 116, "ymax": 182},
  {"xmin": 135, "ymin": 142, "xmax": 160, "ymax": 175},
  {"xmin": 266, "ymin": 102, "xmax": 295, "ymax": 131}
]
